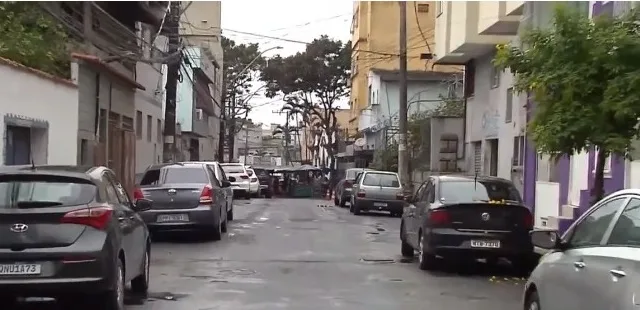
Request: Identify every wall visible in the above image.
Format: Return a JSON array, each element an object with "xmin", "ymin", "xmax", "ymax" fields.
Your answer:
[
  {"xmin": 0, "ymin": 59, "xmax": 79, "ymax": 165},
  {"xmin": 134, "ymin": 61, "xmax": 164, "ymax": 173}
]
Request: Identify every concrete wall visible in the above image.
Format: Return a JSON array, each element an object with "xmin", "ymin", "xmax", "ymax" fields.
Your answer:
[{"xmin": 0, "ymin": 59, "xmax": 79, "ymax": 165}]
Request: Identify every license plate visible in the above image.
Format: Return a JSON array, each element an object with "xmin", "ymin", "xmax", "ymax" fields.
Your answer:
[
  {"xmin": 157, "ymin": 214, "xmax": 189, "ymax": 222},
  {"xmin": 470, "ymin": 240, "xmax": 500, "ymax": 248},
  {"xmin": 0, "ymin": 264, "xmax": 41, "ymax": 275},
  {"xmin": 373, "ymin": 202, "xmax": 388, "ymax": 207}
]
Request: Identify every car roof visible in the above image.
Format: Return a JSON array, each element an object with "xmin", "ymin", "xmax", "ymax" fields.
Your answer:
[
  {"xmin": 0, "ymin": 165, "xmax": 105, "ymax": 181},
  {"xmin": 180, "ymin": 161, "xmax": 219, "ymax": 166},
  {"xmin": 435, "ymin": 174, "xmax": 513, "ymax": 184},
  {"xmin": 220, "ymin": 163, "xmax": 244, "ymax": 166},
  {"xmin": 362, "ymin": 170, "xmax": 397, "ymax": 175}
]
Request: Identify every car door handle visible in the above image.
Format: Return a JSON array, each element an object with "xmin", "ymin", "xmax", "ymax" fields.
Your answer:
[
  {"xmin": 610, "ymin": 269, "xmax": 626, "ymax": 278},
  {"xmin": 118, "ymin": 217, "xmax": 127, "ymax": 222},
  {"xmin": 573, "ymin": 261, "xmax": 586, "ymax": 269}
]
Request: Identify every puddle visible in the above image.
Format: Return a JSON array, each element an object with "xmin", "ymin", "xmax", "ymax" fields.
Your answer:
[
  {"xmin": 210, "ymin": 277, "xmax": 265, "ymax": 284},
  {"xmin": 361, "ymin": 257, "xmax": 395, "ymax": 264},
  {"xmin": 376, "ymin": 227, "xmax": 386, "ymax": 232},
  {"xmin": 388, "ymin": 278, "xmax": 403, "ymax": 282},
  {"xmin": 366, "ymin": 232, "xmax": 380, "ymax": 235}
]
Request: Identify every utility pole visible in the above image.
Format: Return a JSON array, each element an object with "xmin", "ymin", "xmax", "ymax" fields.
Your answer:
[
  {"xmin": 162, "ymin": 1, "xmax": 182, "ymax": 163},
  {"xmin": 397, "ymin": 1, "xmax": 410, "ymax": 189},
  {"xmin": 243, "ymin": 124, "xmax": 249, "ymax": 165},
  {"xmin": 218, "ymin": 84, "xmax": 226, "ymax": 162}
]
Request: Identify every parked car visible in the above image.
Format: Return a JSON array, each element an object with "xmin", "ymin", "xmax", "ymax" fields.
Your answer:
[
  {"xmin": 252, "ymin": 167, "xmax": 273, "ymax": 198},
  {"xmin": 0, "ymin": 165, "xmax": 152, "ymax": 310},
  {"xmin": 350, "ymin": 171, "xmax": 405, "ymax": 216},
  {"xmin": 524, "ymin": 189, "xmax": 640, "ymax": 310},
  {"xmin": 135, "ymin": 162, "xmax": 230, "ymax": 240},
  {"xmin": 220, "ymin": 163, "xmax": 251, "ymax": 199},
  {"xmin": 181, "ymin": 161, "xmax": 235, "ymax": 221},
  {"xmin": 400, "ymin": 175, "xmax": 536, "ymax": 272},
  {"xmin": 335, "ymin": 168, "xmax": 373, "ymax": 208},
  {"xmin": 245, "ymin": 168, "xmax": 260, "ymax": 197}
]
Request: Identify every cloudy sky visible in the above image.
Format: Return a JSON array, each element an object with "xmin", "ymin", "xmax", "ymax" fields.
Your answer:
[{"xmin": 221, "ymin": 0, "xmax": 353, "ymax": 127}]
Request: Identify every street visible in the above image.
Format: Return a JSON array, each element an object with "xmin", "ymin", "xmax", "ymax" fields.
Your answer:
[{"xmin": 16, "ymin": 198, "xmax": 525, "ymax": 310}]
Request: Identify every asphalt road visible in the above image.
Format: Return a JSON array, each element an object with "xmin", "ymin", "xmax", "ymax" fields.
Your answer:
[{"xmin": 15, "ymin": 198, "xmax": 526, "ymax": 310}]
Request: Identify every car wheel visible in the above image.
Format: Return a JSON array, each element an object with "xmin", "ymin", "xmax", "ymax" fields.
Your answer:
[
  {"xmin": 339, "ymin": 197, "xmax": 347, "ymax": 208},
  {"xmin": 353, "ymin": 202, "xmax": 362, "ymax": 215},
  {"xmin": 97, "ymin": 258, "xmax": 125, "ymax": 310},
  {"xmin": 211, "ymin": 214, "xmax": 222, "ymax": 241},
  {"xmin": 265, "ymin": 191, "xmax": 273, "ymax": 198},
  {"xmin": 418, "ymin": 232, "xmax": 437, "ymax": 270},
  {"xmin": 334, "ymin": 196, "xmax": 339, "ymax": 206},
  {"xmin": 349, "ymin": 199, "xmax": 354, "ymax": 213},
  {"xmin": 525, "ymin": 290, "xmax": 541, "ymax": 310},
  {"xmin": 131, "ymin": 245, "xmax": 150, "ymax": 295},
  {"xmin": 400, "ymin": 223, "xmax": 414, "ymax": 258},
  {"xmin": 244, "ymin": 192, "xmax": 251, "ymax": 200},
  {"xmin": 227, "ymin": 204, "xmax": 234, "ymax": 221}
]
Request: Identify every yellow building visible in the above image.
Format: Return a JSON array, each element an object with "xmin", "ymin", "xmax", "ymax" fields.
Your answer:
[{"xmin": 349, "ymin": 1, "xmax": 446, "ymax": 127}]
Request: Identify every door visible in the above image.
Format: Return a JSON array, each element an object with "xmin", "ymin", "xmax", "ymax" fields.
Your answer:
[
  {"xmin": 216, "ymin": 164, "xmax": 233, "ymax": 209},
  {"xmin": 405, "ymin": 182, "xmax": 426, "ymax": 246},
  {"xmin": 103, "ymin": 173, "xmax": 136, "ymax": 278},
  {"xmin": 539, "ymin": 196, "xmax": 628, "ymax": 310},
  {"xmin": 206, "ymin": 165, "xmax": 225, "ymax": 221},
  {"xmin": 415, "ymin": 181, "xmax": 435, "ymax": 235},
  {"xmin": 107, "ymin": 171, "xmax": 146, "ymax": 279},
  {"xmin": 5, "ymin": 125, "xmax": 31, "ymax": 165}
]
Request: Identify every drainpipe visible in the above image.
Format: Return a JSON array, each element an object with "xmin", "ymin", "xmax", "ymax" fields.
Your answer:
[
  {"xmin": 94, "ymin": 73, "xmax": 101, "ymax": 153},
  {"xmin": 105, "ymin": 81, "xmax": 113, "ymax": 168}
]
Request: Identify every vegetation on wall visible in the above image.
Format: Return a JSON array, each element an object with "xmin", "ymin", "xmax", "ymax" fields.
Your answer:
[
  {"xmin": 0, "ymin": 2, "xmax": 70, "ymax": 78},
  {"xmin": 494, "ymin": 5, "xmax": 640, "ymax": 204}
]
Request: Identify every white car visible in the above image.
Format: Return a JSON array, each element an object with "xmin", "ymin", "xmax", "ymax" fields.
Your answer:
[
  {"xmin": 220, "ymin": 163, "xmax": 251, "ymax": 199},
  {"xmin": 245, "ymin": 168, "xmax": 260, "ymax": 197}
]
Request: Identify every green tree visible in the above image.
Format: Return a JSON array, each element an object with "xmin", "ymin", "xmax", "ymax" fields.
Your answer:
[
  {"xmin": 260, "ymin": 35, "xmax": 351, "ymax": 174},
  {"xmin": 0, "ymin": 2, "xmax": 70, "ymax": 78},
  {"xmin": 494, "ymin": 5, "xmax": 640, "ymax": 204},
  {"xmin": 222, "ymin": 36, "xmax": 266, "ymax": 159}
]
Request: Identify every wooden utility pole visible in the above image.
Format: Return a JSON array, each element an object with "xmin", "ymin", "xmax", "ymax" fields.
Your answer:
[
  {"xmin": 397, "ymin": 1, "xmax": 409, "ymax": 188},
  {"xmin": 218, "ymin": 84, "xmax": 226, "ymax": 162},
  {"xmin": 162, "ymin": 1, "xmax": 182, "ymax": 162}
]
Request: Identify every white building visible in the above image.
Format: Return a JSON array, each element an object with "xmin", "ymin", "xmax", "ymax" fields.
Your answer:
[{"xmin": 0, "ymin": 58, "xmax": 79, "ymax": 165}]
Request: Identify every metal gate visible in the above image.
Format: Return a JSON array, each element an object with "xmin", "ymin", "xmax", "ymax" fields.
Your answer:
[
  {"xmin": 473, "ymin": 142, "xmax": 482, "ymax": 174},
  {"xmin": 94, "ymin": 120, "xmax": 136, "ymax": 195}
]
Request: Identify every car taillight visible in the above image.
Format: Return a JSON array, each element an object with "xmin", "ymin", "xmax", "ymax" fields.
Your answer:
[
  {"xmin": 200, "ymin": 185, "xmax": 214, "ymax": 204},
  {"xmin": 61, "ymin": 206, "xmax": 113, "ymax": 230},
  {"xmin": 133, "ymin": 187, "xmax": 144, "ymax": 201},
  {"xmin": 240, "ymin": 175, "xmax": 249, "ymax": 180},
  {"xmin": 250, "ymin": 177, "xmax": 258, "ymax": 182},
  {"xmin": 523, "ymin": 211, "xmax": 534, "ymax": 229},
  {"xmin": 356, "ymin": 190, "xmax": 366, "ymax": 198},
  {"xmin": 428, "ymin": 209, "xmax": 450, "ymax": 225}
]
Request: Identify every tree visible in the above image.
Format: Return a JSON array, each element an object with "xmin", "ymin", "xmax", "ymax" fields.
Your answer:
[
  {"xmin": 0, "ymin": 2, "xmax": 70, "ymax": 78},
  {"xmin": 494, "ymin": 6, "xmax": 640, "ymax": 204},
  {"xmin": 221, "ymin": 36, "xmax": 266, "ymax": 160},
  {"xmin": 260, "ymin": 35, "xmax": 351, "ymax": 175}
]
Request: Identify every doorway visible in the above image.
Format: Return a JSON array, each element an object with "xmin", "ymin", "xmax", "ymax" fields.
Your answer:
[
  {"xmin": 5, "ymin": 125, "xmax": 31, "ymax": 165},
  {"xmin": 189, "ymin": 138, "xmax": 200, "ymax": 161},
  {"xmin": 487, "ymin": 139, "xmax": 498, "ymax": 176}
]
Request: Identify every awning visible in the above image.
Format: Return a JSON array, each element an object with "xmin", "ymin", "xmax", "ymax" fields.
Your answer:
[{"xmin": 71, "ymin": 53, "xmax": 145, "ymax": 90}]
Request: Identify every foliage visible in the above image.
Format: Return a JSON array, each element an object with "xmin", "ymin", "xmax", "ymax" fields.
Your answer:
[
  {"xmin": 0, "ymin": 2, "xmax": 70, "ymax": 78},
  {"xmin": 494, "ymin": 5, "xmax": 640, "ymax": 203},
  {"xmin": 260, "ymin": 35, "xmax": 351, "ymax": 166},
  {"xmin": 371, "ymin": 142, "xmax": 398, "ymax": 172}
]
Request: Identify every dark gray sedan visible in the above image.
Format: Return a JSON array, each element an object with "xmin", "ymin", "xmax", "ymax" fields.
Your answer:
[
  {"xmin": 135, "ymin": 163, "xmax": 230, "ymax": 240},
  {"xmin": 0, "ymin": 165, "xmax": 152, "ymax": 310}
]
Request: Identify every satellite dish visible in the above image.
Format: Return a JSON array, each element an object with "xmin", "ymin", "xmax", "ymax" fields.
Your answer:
[{"xmin": 354, "ymin": 138, "xmax": 366, "ymax": 147}]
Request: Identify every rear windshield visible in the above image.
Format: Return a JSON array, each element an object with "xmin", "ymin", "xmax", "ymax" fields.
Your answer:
[
  {"xmin": 140, "ymin": 166, "xmax": 208, "ymax": 185},
  {"xmin": 362, "ymin": 173, "xmax": 400, "ymax": 187},
  {"xmin": 221, "ymin": 165, "xmax": 245, "ymax": 174},
  {"xmin": 439, "ymin": 181, "xmax": 522, "ymax": 203},
  {"xmin": 253, "ymin": 169, "xmax": 268, "ymax": 177},
  {"xmin": 346, "ymin": 170, "xmax": 358, "ymax": 180},
  {"xmin": 0, "ymin": 179, "xmax": 95, "ymax": 208}
]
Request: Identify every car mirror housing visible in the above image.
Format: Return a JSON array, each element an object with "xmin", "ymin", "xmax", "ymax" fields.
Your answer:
[
  {"xmin": 221, "ymin": 180, "xmax": 231, "ymax": 188},
  {"xmin": 133, "ymin": 198, "xmax": 152, "ymax": 212},
  {"xmin": 530, "ymin": 229, "xmax": 562, "ymax": 250}
]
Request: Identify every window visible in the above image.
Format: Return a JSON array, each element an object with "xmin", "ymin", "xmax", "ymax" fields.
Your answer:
[
  {"xmin": 0, "ymin": 178, "xmax": 96, "ymax": 208},
  {"xmin": 220, "ymin": 165, "xmax": 246, "ymax": 174},
  {"xmin": 157, "ymin": 119, "xmax": 162, "ymax": 143},
  {"xmin": 464, "ymin": 61, "xmax": 475, "ymax": 97},
  {"xmin": 424, "ymin": 182, "xmax": 435, "ymax": 203},
  {"xmin": 505, "ymin": 87, "xmax": 513, "ymax": 123},
  {"xmin": 136, "ymin": 110, "xmax": 143, "ymax": 140},
  {"xmin": 368, "ymin": 85, "xmax": 372, "ymax": 106},
  {"xmin": 108, "ymin": 173, "xmax": 133, "ymax": 205},
  {"xmin": 491, "ymin": 65, "xmax": 500, "ymax": 89},
  {"xmin": 607, "ymin": 198, "xmax": 640, "ymax": 246},
  {"xmin": 362, "ymin": 173, "xmax": 400, "ymax": 188},
  {"xmin": 146, "ymin": 115, "xmax": 152, "ymax": 142},
  {"xmin": 103, "ymin": 176, "xmax": 121, "ymax": 204},
  {"xmin": 163, "ymin": 167, "xmax": 209, "ymax": 184},
  {"xmin": 570, "ymin": 197, "xmax": 626, "ymax": 247},
  {"xmin": 593, "ymin": 147, "xmax": 612, "ymax": 175},
  {"xmin": 80, "ymin": 139, "xmax": 89, "ymax": 165},
  {"xmin": 439, "ymin": 180, "xmax": 522, "ymax": 203},
  {"xmin": 417, "ymin": 3, "xmax": 429, "ymax": 12},
  {"xmin": 512, "ymin": 136, "xmax": 525, "ymax": 166}
]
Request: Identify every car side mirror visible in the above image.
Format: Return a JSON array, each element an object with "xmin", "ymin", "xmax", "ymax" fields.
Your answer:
[
  {"xmin": 133, "ymin": 198, "xmax": 152, "ymax": 212},
  {"xmin": 228, "ymin": 176, "xmax": 236, "ymax": 182},
  {"xmin": 222, "ymin": 180, "xmax": 231, "ymax": 188},
  {"xmin": 530, "ymin": 229, "xmax": 562, "ymax": 250}
]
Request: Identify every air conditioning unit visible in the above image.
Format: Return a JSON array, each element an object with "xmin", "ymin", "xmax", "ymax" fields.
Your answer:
[{"xmin": 195, "ymin": 108, "xmax": 204, "ymax": 120}]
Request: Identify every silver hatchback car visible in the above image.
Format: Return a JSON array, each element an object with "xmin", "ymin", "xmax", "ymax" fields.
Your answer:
[
  {"xmin": 350, "ymin": 171, "xmax": 405, "ymax": 217},
  {"xmin": 525, "ymin": 189, "xmax": 640, "ymax": 310}
]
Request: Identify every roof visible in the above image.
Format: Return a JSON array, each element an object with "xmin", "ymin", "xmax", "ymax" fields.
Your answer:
[
  {"xmin": 436, "ymin": 174, "xmax": 514, "ymax": 184},
  {"xmin": 0, "ymin": 165, "xmax": 100, "ymax": 181},
  {"xmin": 71, "ymin": 53, "xmax": 146, "ymax": 90},
  {"xmin": 0, "ymin": 57, "xmax": 77, "ymax": 89},
  {"xmin": 370, "ymin": 69, "xmax": 462, "ymax": 82}
]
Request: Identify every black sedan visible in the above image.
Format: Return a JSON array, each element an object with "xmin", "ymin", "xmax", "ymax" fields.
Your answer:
[
  {"xmin": 0, "ymin": 165, "xmax": 152, "ymax": 310},
  {"xmin": 400, "ymin": 175, "xmax": 537, "ymax": 273}
]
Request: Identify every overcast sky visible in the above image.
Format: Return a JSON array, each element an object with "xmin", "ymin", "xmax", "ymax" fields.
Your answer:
[{"xmin": 221, "ymin": 0, "xmax": 353, "ymax": 127}]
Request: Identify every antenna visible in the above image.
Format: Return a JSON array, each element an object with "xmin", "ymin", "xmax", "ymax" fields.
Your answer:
[{"xmin": 474, "ymin": 170, "xmax": 478, "ymax": 191}]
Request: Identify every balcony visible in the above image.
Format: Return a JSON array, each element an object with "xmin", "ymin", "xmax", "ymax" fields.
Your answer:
[
  {"xmin": 478, "ymin": 1, "xmax": 522, "ymax": 35},
  {"xmin": 434, "ymin": 1, "xmax": 520, "ymax": 65},
  {"xmin": 358, "ymin": 108, "xmax": 374, "ymax": 132}
]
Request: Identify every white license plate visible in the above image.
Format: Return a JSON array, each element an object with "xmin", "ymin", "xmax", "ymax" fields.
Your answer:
[
  {"xmin": 470, "ymin": 240, "xmax": 500, "ymax": 248},
  {"xmin": 157, "ymin": 214, "xmax": 189, "ymax": 222},
  {"xmin": 0, "ymin": 264, "xmax": 41, "ymax": 275},
  {"xmin": 373, "ymin": 202, "xmax": 388, "ymax": 207}
]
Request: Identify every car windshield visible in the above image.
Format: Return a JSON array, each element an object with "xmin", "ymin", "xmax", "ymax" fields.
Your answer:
[
  {"xmin": 362, "ymin": 173, "xmax": 400, "ymax": 187},
  {"xmin": 0, "ymin": 178, "xmax": 96, "ymax": 208},
  {"xmin": 439, "ymin": 180, "xmax": 522, "ymax": 203},
  {"xmin": 221, "ymin": 165, "xmax": 245, "ymax": 174}
]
